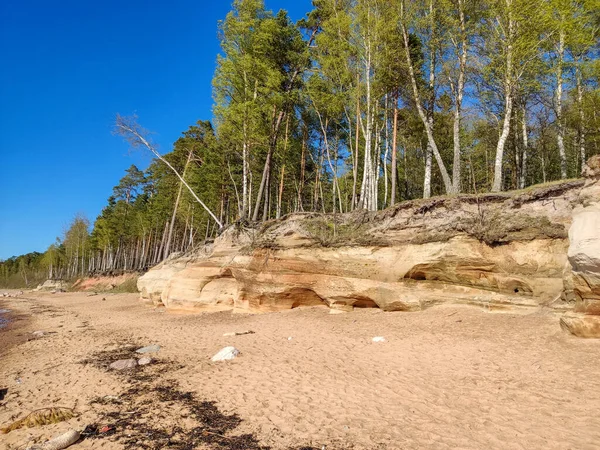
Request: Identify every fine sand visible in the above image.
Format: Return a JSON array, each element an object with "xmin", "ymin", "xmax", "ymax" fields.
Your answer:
[{"xmin": 1, "ymin": 291, "xmax": 600, "ymax": 449}]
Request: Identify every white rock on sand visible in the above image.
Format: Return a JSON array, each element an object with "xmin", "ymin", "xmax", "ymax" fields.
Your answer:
[
  {"xmin": 211, "ymin": 346, "xmax": 239, "ymax": 362},
  {"xmin": 109, "ymin": 359, "xmax": 138, "ymax": 370},
  {"xmin": 136, "ymin": 344, "xmax": 161, "ymax": 354},
  {"xmin": 138, "ymin": 356, "xmax": 152, "ymax": 366},
  {"xmin": 372, "ymin": 336, "xmax": 386, "ymax": 343}
]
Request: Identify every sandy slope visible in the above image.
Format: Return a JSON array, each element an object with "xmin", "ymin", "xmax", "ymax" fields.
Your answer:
[{"xmin": 1, "ymin": 291, "xmax": 599, "ymax": 449}]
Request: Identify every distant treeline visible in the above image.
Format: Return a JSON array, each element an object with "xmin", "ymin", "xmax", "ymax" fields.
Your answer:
[{"xmin": 2, "ymin": 0, "xmax": 599, "ymax": 287}]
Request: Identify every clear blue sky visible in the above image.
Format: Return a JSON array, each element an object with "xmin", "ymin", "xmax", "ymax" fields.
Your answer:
[{"xmin": 0, "ymin": 0, "xmax": 314, "ymax": 260}]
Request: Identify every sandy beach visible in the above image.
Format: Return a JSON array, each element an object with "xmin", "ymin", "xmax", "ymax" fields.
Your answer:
[{"xmin": 1, "ymin": 291, "xmax": 600, "ymax": 449}]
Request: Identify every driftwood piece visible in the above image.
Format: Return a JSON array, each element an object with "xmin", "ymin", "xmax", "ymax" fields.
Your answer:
[{"xmin": 27, "ymin": 429, "xmax": 80, "ymax": 450}]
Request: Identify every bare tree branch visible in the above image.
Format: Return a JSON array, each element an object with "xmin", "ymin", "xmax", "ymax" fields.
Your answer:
[{"xmin": 114, "ymin": 114, "xmax": 223, "ymax": 229}]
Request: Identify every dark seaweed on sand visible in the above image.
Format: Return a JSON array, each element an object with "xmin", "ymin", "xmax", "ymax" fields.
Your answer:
[
  {"xmin": 81, "ymin": 343, "xmax": 338, "ymax": 450},
  {"xmin": 80, "ymin": 344, "xmax": 268, "ymax": 449}
]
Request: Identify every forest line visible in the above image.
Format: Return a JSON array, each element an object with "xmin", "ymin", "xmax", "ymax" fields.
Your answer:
[{"xmin": 2, "ymin": 0, "xmax": 599, "ymax": 287}]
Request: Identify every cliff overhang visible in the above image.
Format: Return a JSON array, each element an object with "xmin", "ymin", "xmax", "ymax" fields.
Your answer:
[{"xmin": 138, "ymin": 156, "xmax": 600, "ymax": 337}]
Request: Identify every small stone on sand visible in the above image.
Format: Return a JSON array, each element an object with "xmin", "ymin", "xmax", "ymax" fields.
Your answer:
[
  {"xmin": 109, "ymin": 359, "xmax": 138, "ymax": 370},
  {"xmin": 136, "ymin": 344, "xmax": 161, "ymax": 354},
  {"xmin": 211, "ymin": 346, "xmax": 239, "ymax": 362}
]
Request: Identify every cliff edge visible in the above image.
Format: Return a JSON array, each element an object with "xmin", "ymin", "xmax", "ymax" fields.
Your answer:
[{"xmin": 139, "ymin": 156, "xmax": 600, "ymax": 337}]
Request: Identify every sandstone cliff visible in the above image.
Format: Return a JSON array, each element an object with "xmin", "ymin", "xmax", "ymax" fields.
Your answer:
[
  {"xmin": 138, "ymin": 156, "xmax": 600, "ymax": 337},
  {"xmin": 560, "ymin": 156, "xmax": 600, "ymax": 337}
]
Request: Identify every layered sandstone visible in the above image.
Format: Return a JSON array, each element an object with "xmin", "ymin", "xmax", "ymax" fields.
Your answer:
[
  {"xmin": 138, "ymin": 157, "xmax": 600, "ymax": 336},
  {"xmin": 560, "ymin": 155, "xmax": 600, "ymax": 337}
]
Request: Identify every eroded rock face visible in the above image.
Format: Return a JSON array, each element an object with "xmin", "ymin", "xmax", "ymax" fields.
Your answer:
[
  {"xmin": 228, "ymin": 238, "xmax": 565, "ymax": 313},
  {"xmin": 34, "ymin": 280, "xmax": 68, "ymax": 292},
  {"xmin": 561, "ymin": 155, "xmax": 600, "ymax": 337},
  {"xmin": 560, "ymin": 314, "xmax": 600, "ymax": 339},
  {"xmin": 138, "ymin": 174, "xmax": 596, "ymax": 321},
  {"xmin": 137, "ymin": 258, "xmax": 188, "ymax": 305}
]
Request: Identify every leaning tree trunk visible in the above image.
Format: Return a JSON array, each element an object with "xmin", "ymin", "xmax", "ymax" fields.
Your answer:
[
  {"xmin": 252, "ymin": 109, "xmax": 282, "ymax": 222},
  {"xmin": 493, "ymin": 91, "xmax": 513, "ymax": 192},
  {"xmin": 165, "ymin": 149, "xmax": 192, "ymax": 259},
  {"xmin": 492, "ymin": 8, "xmax": 514, "ymax": 193},
  {"xmin": 400, "ymin": 2, "xmax": 453, "ymax": 195}
]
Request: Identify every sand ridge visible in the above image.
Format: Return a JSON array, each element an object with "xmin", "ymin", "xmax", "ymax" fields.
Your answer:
[{"xmin": 1, "ymin": 291, "xmax": 600, "ymax": 449}]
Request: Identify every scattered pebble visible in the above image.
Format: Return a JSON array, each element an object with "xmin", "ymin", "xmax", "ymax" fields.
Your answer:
[
  {"xmin": 32, "ymin": 331, "xmax": 46, "ymax": 338},
  {"xmin": 99, "ymin": 425, "xmax": 114, "ymax": 434},
  {"xmin": 136, "ymin": 344, "xmax": 161, "ymax": 354},
  {"xmin": 109, "ymin": 359, "xmax": 138, "ymax": 370},
  {"xmin": 211, "ymin": 346, "xmax": 239, "ymax": 362},
  {"xmin": 138, "ymin": 356, "xmax": 152, "ymax": 366}
]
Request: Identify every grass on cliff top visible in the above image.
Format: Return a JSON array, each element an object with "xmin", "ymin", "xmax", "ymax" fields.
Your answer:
[
  {"xmin": 69, "ymin": 276, "xmax": 139, "ymax": 294},
  {"xmin": 386, "ymin": 177, "xmax": 584, "ymax": 213},
  {"xmin": 109, "ymin": 277, "xmax": 139, "ymax": 293},
  {"xmin": 235, "ymin": 177, "xmax": 582, "ymax": 252},
  {"xmin": 302, "ymin": 217, "xmax": 382, "ymax": 247}
]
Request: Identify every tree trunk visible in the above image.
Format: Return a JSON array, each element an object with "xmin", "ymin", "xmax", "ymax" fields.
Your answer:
[
  {"xmin": 242, "ymin": 123, "xmax": 249, "ymax": 219},
  {"xmin": 451, "ymin": 0, "xmax": 467, "ymax": 194},
  {"xmin": 391, "ymin": 100, "xmax": 398, "ymax": 205},
  {"xmin": 423, "ymin": 142, "xmax": 432, "ymax": 199},
  {"xmin": 252, "ymin": 108, "xmax": 283, "ymax": 222},
  {"xmin": 158, "ymin": 222, "xmax": 168, "ymax": 262},
  {"xmin": 276, "ymin": 116, "xmax": 290, "ymax": 219},
  {"xmin": 298, "ymin": 126, "xmax": 307, "ymax": 212},
  {"xmin": 493, "ymin": 93, "xmax": 513, "ymax": 192},
  {"xmin": 165, "ymin": 149, "xmax": 192, "ymax": 259},
  {"xmin": 520, "ymin": 103, "xmax": 528, "ymax": 189},
  {"xmin": 556, "ymin": 28, "xmax": 567, "ymax": 179},
  {"xmin": 262, "ymin": 163, "xmax": 271, "ymax": 222},
  {"xmin": 400, "ymin": 1, "xmax": 453, "ymax": 195},
  {"xmin": 576, "ymin": 64, "xmax": 586, "ymax": 173},
  {"xmin": 358, "ymin": 35, "xmax": 377, "ymax": 211},
  {"xmin": 383, "ymin": 97, "xmax": 390, "ymax": 207},
  {"xmin": 277, "ymin": 164, "xmax": 285, "ymax": 219},
  {"xmin": 492, "ymin": 6, "xmax": 514, "ymax": 193},
  {"xmin": 352, "ymin": 77, "xmax": 360, "ymax": 210}
]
